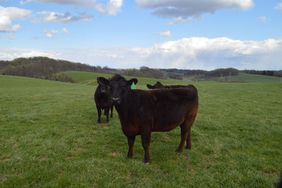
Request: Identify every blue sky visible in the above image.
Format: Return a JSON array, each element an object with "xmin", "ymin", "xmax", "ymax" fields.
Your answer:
[{"xmin": 1, "ymin": 0, "xmax": 282, "ymax": 70}]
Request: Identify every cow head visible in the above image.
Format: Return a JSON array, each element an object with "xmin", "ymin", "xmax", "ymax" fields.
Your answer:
[
  {"xmin": 146, "ymin": 81, "xmax": 164, "ymax": 89},
  {"xmin": 97, "ymin": 77, "xmax": 110, "ymax": 94},
  {"xmin": 109, "ymin": 74, "xmax": 138, "ymax": 104}
]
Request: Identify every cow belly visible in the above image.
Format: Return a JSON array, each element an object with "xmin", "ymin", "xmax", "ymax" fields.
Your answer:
[
  {"xmin": 152, "ymin": 111, "xmax": 186, "ymax": 132},
  {"xmin": 122, "ymin": 124, "xmax": 140, "ymax": 136},
  {"xmin": 152, "ymin": 124, "xmax": 179, "ymax": 132},
  {"xmin": 152, "ymin": 119, "xmax": 184, "ymax": 132}
]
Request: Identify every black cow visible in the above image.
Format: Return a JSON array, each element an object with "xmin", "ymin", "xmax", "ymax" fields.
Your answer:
[
  {"xmin": 101, "ymin": 74, "xmax": 198, "ymax": 163},
  {"xmin": 147, "ymin": 81, "xmax": 188, "ymax": 89},
  {"xmin": 277, "ymin": 171, "xmax": 282, "ymax": 188},
  {"xmin": 94, "ymin": 77, "xmax": 113, "ymax": 123}
]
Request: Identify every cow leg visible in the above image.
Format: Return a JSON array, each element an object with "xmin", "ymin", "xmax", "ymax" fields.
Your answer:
[
  {"xmin": 176, "ymin": 122, "xmax": 189, "ymax": 153},
  {"xmin": 127, "ymin": 136, "xmax": 135, "ymax": 158},
  {"xmin": 186, "ymin": 126, "xmax": 192, "ymax": 149},
  {"xmin": 110, "ymin": 105, "xmax": 113, "ymax": 118},
  {"xmin": 97, "ymin": 106, "xmax": 101, "ymax": 123},
  {"xmin": 185, "ymin": 115, "xmax": 196, "ymax": 149},
  {"xmin": 141, "ymin": 133, "xmax": 151, "ymax": 163},
  {"xmin": 105, "ymin": 108, "xmax": 109, "ymax": 122}
]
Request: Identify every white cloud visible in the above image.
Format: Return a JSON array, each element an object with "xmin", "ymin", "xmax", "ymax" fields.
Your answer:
[
  {"xmin": 2, "ymin": 37, "xmax": 282, "ymax": 70},
  {"xmin": 0, "ymin": 6, "xmax": 31, "ymax": 32},
  {"xmin": 20, "ymin": 0, "xmax": 96, "ymax": 7},
  {"xmin": 21, "ymin": 0, "xmax": 123, "ymax": 16},
  {"xmin": 45, "ymin": 28, "xmax": 68, "ymax": 38},
  {"xmin": 95, "ymin": 0, "xmax": 123, "ymax": 16},
  {"xmin": 167, "ymin": 16, "xmax": 192, "ymax": 25},
  {"xmin": 159, "ymin": 30, "xmax": 171, "ymax": 37},
  {"xmin": 257, "ymin": 16, "xmax": 267, "ymax": 24},
  {"xmin": 275, "ymin": 2, "xmax": 282, "ymax": 10},
  {"xmin": 0, "ymin": 48, "xmax": 57, "ymax": 60},
  {"xmin": 38, "ymin": 11, "xmax": 93, "ymax": 23},
  {"xmin": 58, "ymin": 37, "xmax": 282, "ymax": 70},
  {"xmin": 136, "ymin": 0, "xmax": 254, "ymax": 21},
  {"xmin": 0, "ymin": 16, "xmax": 20, "ymax": 32}
]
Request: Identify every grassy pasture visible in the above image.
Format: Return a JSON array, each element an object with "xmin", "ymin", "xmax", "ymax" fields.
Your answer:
[
  {"xmin": 213, "ymin": 73, "xmax": 282, "ymax": 83},
  {"xmin": 64, "ymin": 71, "xmax": 199, "ymax": 87},
  {"xmin": 0, "ymin": 73, "xmax": 282, "ymax": 187}
]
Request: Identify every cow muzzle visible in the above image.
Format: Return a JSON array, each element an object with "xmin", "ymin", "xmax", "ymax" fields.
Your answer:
[{"xmin": 112, "ymin": 97, "xmax": 120, "ymax": 104}]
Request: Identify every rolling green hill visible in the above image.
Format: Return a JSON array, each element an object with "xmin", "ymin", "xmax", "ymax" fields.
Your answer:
[
  {"xmin": 2, "ymin": 57, "xmax": 281, "ymax": 84},
  {"xmin": 213, "ymin": 73, "xmax": 282, "ymax": 83},
  {"xmin": 63, "ymin": 71, "xmax": 111, "ymax": 85},
  {"xmin": 0, "ymin": 74, "xmax": 282, "ymax": 187}
]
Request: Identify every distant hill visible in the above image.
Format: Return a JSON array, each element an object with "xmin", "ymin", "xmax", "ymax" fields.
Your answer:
[
  {"xmin": 0, "ymin": 57, "xmax": 96, "ymax": 82},
  {"xmin": 0, "ymin": 60, "xmax": 9, "ymax": 70},
  {"xmin": 1, "ymin": 57, "xmax": 281, "ymax": 83}
]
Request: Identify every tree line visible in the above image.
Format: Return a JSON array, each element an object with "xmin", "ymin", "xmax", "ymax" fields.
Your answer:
[
  {"xmin": 1, "ymin": 57, "xmax": 281, "ymax": 83},
  {"xmin": 0, "ymin": 57, "xmax": 95, "ymax": 82},
  {"xmin": 242, "ymin": 70, "xmax": 282, "ymax": 77}
]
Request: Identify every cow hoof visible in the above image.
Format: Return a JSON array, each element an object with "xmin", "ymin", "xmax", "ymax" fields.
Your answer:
[
  {"xmin": 144, "ymin": 162, "xmax": 150, "ymax": 165},
  {"xmin": 144, "ymin": 159, "xmax": 150, "ymax": 164}
]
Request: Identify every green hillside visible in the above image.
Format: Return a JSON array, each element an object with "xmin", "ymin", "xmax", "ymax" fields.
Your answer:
[
  {"xmin": 64, "ymin": 71, "xmax": 191, "ymax": 88},
  {"xmin": 0, "ymin": 74, "xmax": 282, "ymax": 187},
  {"xmin": 63, "ymin": 71, "xmax": 111, "ymax": 85},
  {"xmin": 214, "ymin": 73, "xmax": 282, "ymax": 83},
  {"xmin": 65, "ymin": 71, "xmax": 282, "ymax": 86}
]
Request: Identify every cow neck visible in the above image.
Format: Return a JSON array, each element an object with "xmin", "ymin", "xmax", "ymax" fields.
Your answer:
[
  {"xmin": 114, "ymin": 89, "xmax": 134, "ymax": 123},
  {"xmin": 98, "ymin": 92, "xmax": 110, "ymax": 102}
]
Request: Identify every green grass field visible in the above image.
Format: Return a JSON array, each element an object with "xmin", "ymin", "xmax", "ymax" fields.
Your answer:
[
  {"xmin": 0, "ymin": 73, "xmax": 282, "ymax": 187},
  {"xmin": 64, "ymin": 71, "xmax": 192, "ymax": 87},
  {"xmin": 214, "ymin": 73, "xmax": 282, "ymax": 83}
]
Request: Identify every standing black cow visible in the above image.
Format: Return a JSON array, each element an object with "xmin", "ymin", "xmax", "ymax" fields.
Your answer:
[
  {"xmin": 102, "ymin": 74, "xmax": 198, "ymax": 163},
  {"xmin": 94, "ymin": 77, "xmax": 113, "ymax": 123}
]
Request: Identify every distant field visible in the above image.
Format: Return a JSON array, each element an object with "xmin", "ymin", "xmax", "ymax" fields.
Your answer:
[
  {"xmin": 213, "ymin": 73, "xmax": 282, "ymax": 83},
  {"xmin": 64, "ymin": 71, "xmax": 192, "ymax": 88},
  {"xmin": 64, "ymin": 71, "xmax": 111, "ymax": 85},
  {"xmin": 64, "ymin": 70, "xmax": 282, "ymax": 85},
  {"xmin": 0, "ymin": 74, "xmax": 282, "ymax": 187}
]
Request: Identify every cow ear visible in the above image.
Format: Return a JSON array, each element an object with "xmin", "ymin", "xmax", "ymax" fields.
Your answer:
[
  {"xmin": 97, "ymin": 77, "xmax": 109, "ymax": 85},
  {"xmin": 127, "ymin": 78, "xmax": 138, "ymax": 86},
  {"xmin": 147, "ymin": 84, "xmax": 154, "ymax": 89},
  {"xmin": 156, "ymin": 81, "xmax": 163, "ymax": 86},
  {"xmin": 132, "ymin": 78, "xmax": 138, "ymax": 84}
]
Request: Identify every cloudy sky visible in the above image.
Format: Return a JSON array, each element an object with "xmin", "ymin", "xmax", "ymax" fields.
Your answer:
[{"xmin": 1, "ymin": 0, "xmax": 282, "ymax": 70}]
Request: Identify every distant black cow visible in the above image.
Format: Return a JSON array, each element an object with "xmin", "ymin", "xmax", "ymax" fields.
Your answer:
[
  {"xmin": 147, "ymin": 81, "xmax": 188, "ymax": 89},
  {"xmin": 94, "ymin": 77, "xmax": 113, "ymax": 123},
  {"xmin": 277, "ymin": 171, "xmax": 282, "ymax": 188},
  {"xmin": 101, "ymin": 74, "xmax": 198, "ymax": 163}
]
